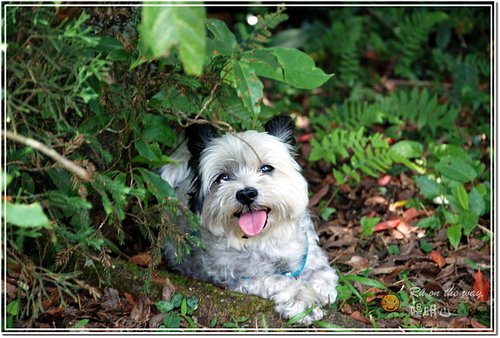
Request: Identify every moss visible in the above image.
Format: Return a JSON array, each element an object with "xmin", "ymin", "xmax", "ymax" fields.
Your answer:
[{"xmin": 81, "ymin": 257, "xmax": 365, "ymax": 329}]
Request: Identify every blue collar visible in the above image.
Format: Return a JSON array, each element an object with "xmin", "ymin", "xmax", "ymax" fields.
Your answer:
[{"xmin": 283, "ymin": 237, "xmax": 309, "ymax": 278}]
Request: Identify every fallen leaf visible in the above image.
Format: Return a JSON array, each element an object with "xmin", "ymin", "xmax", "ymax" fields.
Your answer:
[
  {"xmin": 472, "ymin": 270, "xmax": 490, "ymax": 302},
  {"xmin": 130, "ymin": 295, "xmax": 150, "ymax": 322},
  {"xmin": 102, "ymin": 288, "xmax": 121, "ymax": 311},
  {"xmin": 351, "ymin": 310, "xmax": 371, "ymax": 324},
  {"xmin": 149, "ymin": 313, "xmax": 167, "ymax": 328},
  {"xmin": 402, "ymin": 207, "xmax": 423, "ymax": 222},
  {"xmin": 374, "ymin": 219, "xmax": 401, "ymax": 232},
  {"xmin": 364, "ymin": 196, "xmax": 386, "ymax": 206},
  {"xmin": 129, "ymin": 252, "xmax": 151, "ymax": 267},
  {"xmin": 378, "ymin": 175, "xmax": 392, "ymax": 186},
  {"xmin": 430, "ymin": 251, "xmax": 446, "ymax": 268},
  {"xmin": 124, "ymin": 292, "xmax": 136, "ymax": 306},
  {"xmin": 395, "ymin": 220, "xmax": 412, "ymax": 238},
  {"xmin": 346, "ymin": 256, "xmax": 369, "ymax": 270},
  {"xmin": 309, "ymin": 181, "xmax": 331, "ymax": 207},
  {"xmin": 388, "ymin": 200, "xmax": 408, "ymax": 212},
  {"xmin": 364, "ymin": 287, "xmax": 384, "ymax": 303},
  {"xmin": 162, "ymin": 278, "xmax": 176, "ymax": 301}
]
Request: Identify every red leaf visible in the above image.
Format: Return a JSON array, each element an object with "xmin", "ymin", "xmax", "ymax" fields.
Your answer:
[
  {"xmin": 374, "ymin": 219, "xmax": 401, "ymax": 232},
  {"xmin": 430, "ymin": 250, "xmax": 446, "ymax": 268},
  {"xmin": 472, "ymin": 270, "xmax": 490, "ymax": 302},
  {"xmin": 402, "ymin": 207, "xmax": 423, "ymax": 222},
  {"xmin": 377, "ymin": 175, "xmax": 392, "ymax": 186}
]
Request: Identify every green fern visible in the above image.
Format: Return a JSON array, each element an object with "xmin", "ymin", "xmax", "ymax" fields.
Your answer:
[
  {"xmin": 395, "ymin": 11, "xmax": 448, "ymax": 77},
  {"xmin": 309, "ymin": 128, "xmax": 394, "ymax": 184},
  {"xmin": 314, "ymin": 88, "xmax": 458, "ymax": 137}
]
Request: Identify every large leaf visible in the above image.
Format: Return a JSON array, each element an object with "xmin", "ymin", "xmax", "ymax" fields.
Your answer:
[
  {"xmin": 241, "ymin": 49, "xmax": 284, "ymax": 82},
  {"xmin": 391, "ymin": 140, "xmax": 424, "ymax": 159},
  {"xmin": 3, "ymin": 202, "xmax": 52, "ymax": 229},
  {"xmin": 232, "ymin": 60, "xmax": 264, "ymax": 116},
  {"xmin": 206, "ymin": 19, "xmax": 238, "ymax": 57},
  {"xmin": 414, "ymin": 176, "xmax": 440, "ymax": 199},
  {"xmin": 459, "ymin": 210, "xmax": 479, "ymax": 236},
  {"xmin": 140, "ymin": 6, "xmax": 206, "ymax": 75},
  {"xmin": 263, "ymin": 47, "xmax": 333, "ymax": 89},
  {"xmin": 435, "ymin": 156, "xmax": 477, "ymax": 183}
]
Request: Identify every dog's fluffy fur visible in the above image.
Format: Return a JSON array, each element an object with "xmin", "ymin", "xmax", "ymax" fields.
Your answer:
[{"xmin": 159, "ymin": 116, "xmax": 338, "ymax": 324}]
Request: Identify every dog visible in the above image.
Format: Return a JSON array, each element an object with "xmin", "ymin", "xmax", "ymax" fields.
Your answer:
[{"xmin": 159, "ymin": 115, "xmax": 338, "ymax": 325}]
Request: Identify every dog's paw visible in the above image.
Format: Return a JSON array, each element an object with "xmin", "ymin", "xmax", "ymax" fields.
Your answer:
[{"xmin": 274, "ymin": 285, "xmax": 325, "ymax": 326}]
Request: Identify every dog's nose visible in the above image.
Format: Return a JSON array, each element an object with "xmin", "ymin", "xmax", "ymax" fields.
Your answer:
[{"xmin": 236, "ymin": 187, "xmax": 258, "ymax": 205}]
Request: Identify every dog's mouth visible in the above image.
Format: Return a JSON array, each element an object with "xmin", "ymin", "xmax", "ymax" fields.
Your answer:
[{"xmin": 234, "ymin": 208, "xmax": 271, "ymax": 238}]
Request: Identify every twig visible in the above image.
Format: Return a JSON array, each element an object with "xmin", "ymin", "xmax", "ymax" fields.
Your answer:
[{"xmin": 2, "ymin": 130, "xmax": 92, "ymax": 181}]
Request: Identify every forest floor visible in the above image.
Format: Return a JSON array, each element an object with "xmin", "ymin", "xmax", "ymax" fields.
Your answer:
[{"xmin": 11, "ymin": 139, "xmax": 491, "ymax": 331}]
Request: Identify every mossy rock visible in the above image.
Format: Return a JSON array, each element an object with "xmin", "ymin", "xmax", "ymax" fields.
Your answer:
[{"xmin": 83, "ymin": 257, "xmax": 367, "ymax": 330}]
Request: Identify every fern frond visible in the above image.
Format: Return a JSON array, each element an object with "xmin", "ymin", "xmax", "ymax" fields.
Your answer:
[{"xmin": 395, "ymin": 11, "xmax": 448, "ymax": 77}]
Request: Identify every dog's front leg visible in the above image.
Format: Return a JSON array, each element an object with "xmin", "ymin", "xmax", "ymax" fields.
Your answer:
[{"xmin": 234, "ymin": 275, "xmax": 325, "ymax": 325}]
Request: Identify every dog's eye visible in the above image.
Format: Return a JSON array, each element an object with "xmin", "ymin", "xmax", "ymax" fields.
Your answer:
[
  {"xmin": 216, "ymin": 173, "xmax": 231, "ymax": 183},
  {"xmin": 260, "ymin": 165, "xmax": 275, "ymax": 173}
]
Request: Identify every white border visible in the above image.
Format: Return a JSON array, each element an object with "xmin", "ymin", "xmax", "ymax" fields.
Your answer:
[{"xmin": 0, "ymin": 0, "xmax": 497, "ymax": 335}]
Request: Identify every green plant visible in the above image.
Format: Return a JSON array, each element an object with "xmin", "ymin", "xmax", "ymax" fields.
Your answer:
[{"xmin": 155, "ymin": 293, "xmax": 199, "ymax": 329}]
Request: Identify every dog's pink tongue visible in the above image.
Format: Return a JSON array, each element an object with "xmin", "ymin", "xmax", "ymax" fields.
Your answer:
[{"xmin": 239, "ymin": 210, "xmax": 267, "ymax": 236}]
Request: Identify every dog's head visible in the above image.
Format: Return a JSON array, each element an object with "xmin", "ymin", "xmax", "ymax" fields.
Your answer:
[{"xmin": 186, "ymin": 116, "xmax": 309, "ymax": 244}]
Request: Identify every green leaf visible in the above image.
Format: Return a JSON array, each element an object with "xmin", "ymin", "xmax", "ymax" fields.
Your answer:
[
  {"xmin": 163, "ymin": 313, "xmax": 181, "ymax": 328},
  {"xmin": 206, "ymin": 18, "xmax": 238, "ymax": 57},
  {"xmin": 232, "ymin": 60, "xmax": 264, "ymax": 116},
  {"xmin": 447, "ymin": 223, "xmax": 462, "ymax": 249},
  {"xmin": 391, "ymin": 140, "xmax": 424, "ymax": 159},
  {"xmin": 435, "ymin": 156, "xmax": 477, "ymax": 183},
  {"xmin": 186, "ymin": 296, "xmax": 199, "ymax": 314},
  {"xmin": 419, "ymin": 239, "xmax": 434, "ymax": 253},
  {"xmin": 181, "ymin": 297, "xmax": 187, "ymax": 316},
  {"xmin": 4, "ymin": 202, "xmax": 52, "ymax": 229},
  {"xmin": 416, "ymin": 216, "xmax": 441, "ymax": 230},
  {"xmin": 469, "ymin": 187, "xmax": 486, "ymax": 216},
  {"xmin": 387, "ymin": 244, "xmax": 400, "ymax": 255},
  {"xmin": 414, "ymin": 176, "xmax": 440, "ymax": 199},
  {"xmin": 140, "ymin": 6, "xmax": 206, "ymax": 75},
  {"xmin": 142, "ymin": 113, "xmax": 177, "ymax": 146},
  {"xmin": 137, "ymin": 168, "xmax": 176, "ymax": 201},
  {"xmin": 264, "ymin": 47, "xmax": 333, "ymax": 89},
  {"xmin": 459, "ymin": 210, "xmax": 478, "ymax": 235},
  {"xmin": 342, "ymin": 275, "xmax": 388, "ymax": 290},
  {"xmin": 286, "ymin": 306, "xmax": 316, "ymax": 325},
  {"xmin": 241, "ymin": 49, "xmax": 284, "ymax": 83},
  {"xmin": 6, "ymin": 300, "xmax": 20, "ymax": 316},
  {"xmin": 72, "ymin": 319, "xmax": 90, "ymax": 328},
  {"xmin": 453, "ymin": 184, "xmax": 469, "ymax": 210},
  {"xmin": 360, "ymin": 216, "xmax": 380, "ymax": 238}
]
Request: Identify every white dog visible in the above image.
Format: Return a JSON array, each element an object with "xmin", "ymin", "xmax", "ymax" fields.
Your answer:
[{"xmin": 160, "ymin": 116, "xmax": 338, "ymax": 325}]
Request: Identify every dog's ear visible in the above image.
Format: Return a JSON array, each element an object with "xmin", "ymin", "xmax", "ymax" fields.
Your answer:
[
  {"xmin": 264, "ymin": 115, "xmax": 296, "ymax": 146},
  {"xmin": 185, "ymin": 123, "xmax": 218, "ymax": 213},
  {"xmin": 185, "ymin": 123, "xmax": 219, "ymax": 158}
]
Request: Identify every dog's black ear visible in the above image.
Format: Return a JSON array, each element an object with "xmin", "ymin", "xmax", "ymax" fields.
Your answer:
[
  {"xmin": 264, "ymin": 115, "xmax": 296, "ymax": 146},
  {"xmin": 185, "ymin": 123, "xmax": 219, "ymax": 213},
  {"xmin": 185, "ymin": 123, "xmax": 219, "ymax": 158}
]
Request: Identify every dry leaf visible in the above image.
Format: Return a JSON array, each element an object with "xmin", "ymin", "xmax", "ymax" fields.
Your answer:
[
  {"xmin": 374, "ymin": 219, "xmax": 401, "ymax": 232},
  {"xmin": 130, "ymin": 295, "xmax": 150, "ymax": 322},
  {"xmin": 129, "ymin": 252, "xmax": 151, "ymax": 267},
  {"xmin": 162, "ymin": 278, "xmax": 176, "ymax": 301},
  {"xmin": 430, "ymin": 250, "xmax": 446, "ymax": 268},
  {"xmin": 472, "ymin": 270, "xmax": 490, "ymax": 302},
  {"xmin": 346, "ymin": 256, "xmax": 369, "ymax": 270},
  {"xmin": 351, "ymin": 310, "xmax": 371, "ymax": 324}
]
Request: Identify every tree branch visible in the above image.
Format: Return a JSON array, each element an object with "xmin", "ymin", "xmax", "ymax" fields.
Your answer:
[{"xmin": 2, "ymin": 130, "xmax": 92, "ymax": 181}]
